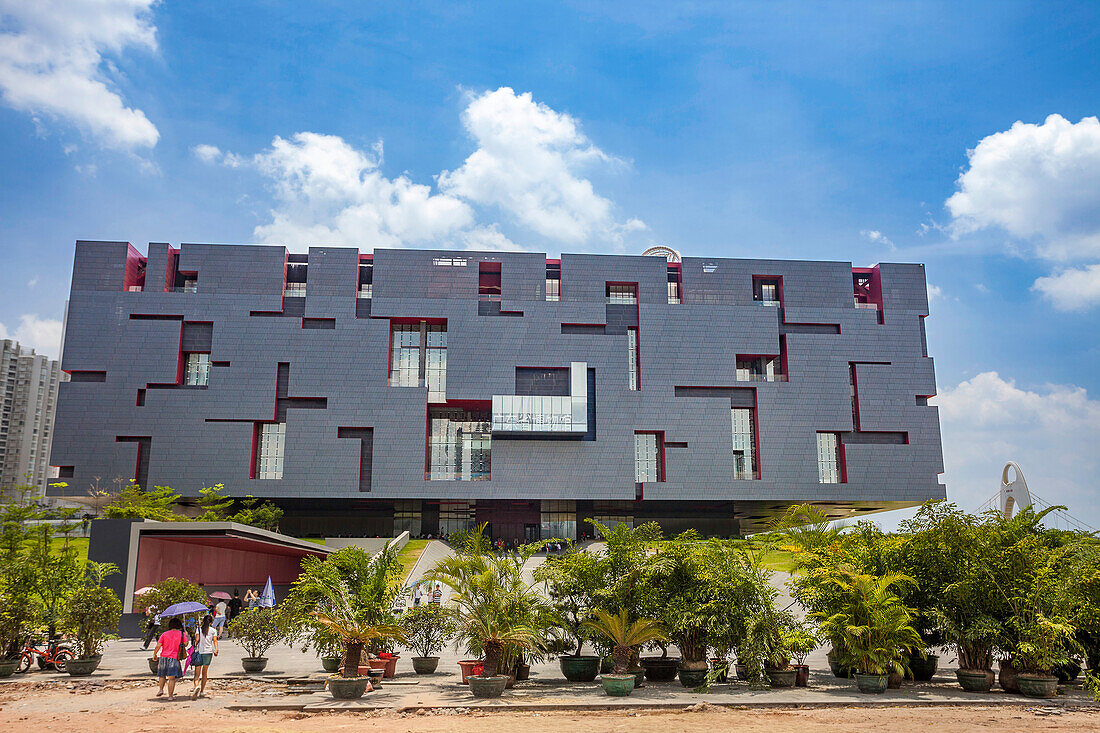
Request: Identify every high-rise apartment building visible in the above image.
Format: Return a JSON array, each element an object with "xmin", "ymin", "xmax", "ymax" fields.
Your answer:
[
  {"xmin": 1, "ymin": 339, "xmax": 64, "ymax": 495},
  {"xmin": 49, "ymin": 241, "xmax": 945, "ymax": 537}
]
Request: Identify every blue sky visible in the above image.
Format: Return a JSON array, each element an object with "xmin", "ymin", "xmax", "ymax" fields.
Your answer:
[{"xmin": 1, "ymin": 1, "xmax": 1098, "ymax": 528}]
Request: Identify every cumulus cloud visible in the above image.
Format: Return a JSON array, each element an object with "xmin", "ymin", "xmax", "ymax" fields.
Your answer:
[
  {"xmin": 0, "ymin": 0, "xmax": 160, "ymax": 150},
  {"xmin": 933, "ymin": 372, "xmax": 1100, "ymax": 527},
  {"xmin": 926, "ymin": 283, "xmax": 942, "ymax": 301},
  {"xmin": 439, "ymin": 88, "xmax": 641, "ymax": 246},
  {"xmin": 247, "ymin": 132, "xmax": 474, "ymax": 250},
  {"xmin": 209, "ymin": 87, "xmax": 644, "ymax": 253},
  {"xmin": 0, "ymin": 314, "xmax": 64, "ymax": 358},
  {"xmin": 946, "ymin": 114, "xmax": 1100, "ymax": 261},
  {"xmin": 1031, "ymin": 264, "xmax": 1100, "ymax": 312},
  {"xmin": 861, "ymin": 229, "xmax": 896, "ymax": 250}
]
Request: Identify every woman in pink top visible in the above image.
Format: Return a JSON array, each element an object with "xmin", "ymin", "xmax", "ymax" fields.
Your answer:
[{"xmin": 154, "ymin": 617, "xmax": 186, "ymax": 700}]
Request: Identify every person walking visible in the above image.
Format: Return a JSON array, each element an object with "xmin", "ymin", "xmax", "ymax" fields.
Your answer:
[
  {"xmin": 212, "ymin": 598, "xmax": 228, "ymax": 638},
  {"xmin": 142, "ymin": 605, "xmax": 160, "ymax": 649},
  {"xmin": 190, "ymin": 614, "xmax": 218, "ymax": 699},
  {"xmin": 413, "ymin": 583, "xmax": 422, "ymax": 607},
  {"xmin": 430, "ymin": 582, "xmax": 442, "ymax": 605},
  {"xmin": 153, "ymin": 618, "xmax": 186, "ymax": 701}
]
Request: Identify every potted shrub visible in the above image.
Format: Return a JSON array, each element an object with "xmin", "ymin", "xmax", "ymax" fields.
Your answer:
[
  {"xmin": 787, "ymin": 622, "xmax": 817, "ymax": 687},
  {"xmin": 229, "ymin": 607, "xmax": 286, "ymax": 673},
  {"xmin": 314, "ymin": 580, "xmax": 406, "ymax": 700},
  {"xmin": 533, "ymin": 547, "xmax": 604, "ymax": 683},
  {"xmin": 402, "ymin": 604, "xmax": 455, "ymax": 674},
  {"xmin": 815, "ymin": 570, "xmax": 921, "ymax": 694},
  {"xmin": 61, "ymin": 583, "xmax": 121, "ymax": 676},
  {"xmin": 1013, "ymin": 614, "xmax": 1077, "ymax": 699},
  {"xmin": 140, "ymin": 577, "xmax": 207, "ymax": 672},
  {"xmin": 583, "ymin": 609, "xmax": 667, "ymax": 697},
  {"xmin": 0, "ymin": 588, "xmax": 35, "ymax": 678}
]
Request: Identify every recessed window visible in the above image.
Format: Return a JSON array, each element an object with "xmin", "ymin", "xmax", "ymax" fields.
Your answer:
[
  {"xmin": 753, "ymin": 276, "xmax": 781, "ymax": 306},
  {"xmin": 255, "ymin": 423, "xmax": 285, "ymax": 479},
  {"xmin": 634, "ymin": 431, "xmax": 663, "ymax": 482},
  {"xmin": 389, "ymin": 321, "xmax": 447, "ymax": 402},
  {"xmin": 432, "ymin": 257, "xmax": 467, "ymax": 267},
  {"xmin": 731, "ymin": 407, "xmax": 757, "ymax": 479},
  {"xmin": 736, "ymin": 355, "xmax": 785, "ymax": 382},
  {"xmin": 667, "ymin": 266, "xmax": 682, "ymax": 304},
  {"xmin": 627, "ymin": 328, "xmax": 639, "ymax": 391},
  {"xmin": 358, "ymin": 283, "xmax": 373, "ymax": 299},
  {"xmin": 607, "ymin": 283, "xmax": 638, "ymax": 304},
  {"xmin": 816, "ymin": 432, "xmax": 843, "ymax": 483},
  {"xmin": 428, "ymin": 408, "xmax": 490, "ymax": 480},
  {"xmin": 183, "ymin": 353, "xmax": 210, "ymax": 386}
]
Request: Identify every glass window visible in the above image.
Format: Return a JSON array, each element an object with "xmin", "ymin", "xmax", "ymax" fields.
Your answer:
[
  {"xmin": 393, "ymin": 499, "xmax": 422, "ymax": 536},
  {"xmin": 753, "ymin": 277, "xmax": 781, "ymax": 305},
  {"xmin": 432, "ymin": 257, "xmax": 467, "ymax": 267},
  {"xmin": 606, "ymin": 284, "xmax": 638, "ymax": 304},
  {"xmin": 184, "ymin": 353, "xmax": 210, "ymax": 386},
  {"xmin": 731, "ymin": 407, "xmax": 757, "ymax": 479},
  {"xmin": 428, "ymin": 408, "xmax": 491, "ymax": 480},
  {"xmin": 817, "ymin": 432, "xmax": 841, "ymax": 483},
  {"xmin": 389, "ymin": 323, "xmax": 423, "ymax": 388},
  {"xmin": 667, "ymin": 278, "xmax": 681, "ymax": 305},
  {"xmin": 284, "ymin": 282, "xmax": 306, "ymax": 296},
  {"xmin": 634, "ymin": 432, "xmax": 661, "ymax": 482},
  {"xmin": 627, "ymin": 328, "xmax": 639, "ymax": 390},
  {"xmin": 255, "ymin": 423, "xmax": 285, "ymax": 479},
  {"xmin": 736, "ymin": 356, "xmax": 784, "ymax": 382},
  {"xmin": 541, "ymin": 500, "xmax": 577, "ymax": 540},
  {"xmin": 389, "ymin": 322, "xmax": 446, "ymax": 400},
  {"xmin": 546, "ymin": 277, "xmax": 560, "ymax": 301},
  {"xmin": 439, "ymin": 501, "xmax": 474, "ymax": 535},
  {"xmin": 358, "ymin": 283, "xmax": 373, "ymax": 299},
  {"xmin": 180, "ymin": 278, "xmax": 198, "ymax": 293}
]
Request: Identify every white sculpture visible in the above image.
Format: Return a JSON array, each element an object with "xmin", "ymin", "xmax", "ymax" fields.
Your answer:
[
  {"xmin": 999, "ymin": 461, "xmax": 1032, "ymax": 518},
  {"xmin": 642, "ymin": 245, "xmax": 681, "ymax": 262}
]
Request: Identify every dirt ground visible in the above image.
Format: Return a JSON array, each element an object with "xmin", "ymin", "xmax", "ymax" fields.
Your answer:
[
  {"xmin": 0, "ymin": 705, "xmax": 1098, "ymax": 732},
  {"xmin": 0, "ymin": 680, "xmax": 1097, "ymax": 733}
]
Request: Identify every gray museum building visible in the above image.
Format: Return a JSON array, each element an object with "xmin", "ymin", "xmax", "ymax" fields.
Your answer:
[{"xmin": 48, "ymin": 241, "xmax": 945, "ymax": 539}]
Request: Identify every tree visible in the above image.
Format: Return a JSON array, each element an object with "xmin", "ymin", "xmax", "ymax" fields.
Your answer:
[
  {"xmin": 140, "ymin": 577, "xmax": 207, "ymax": 619},
  {"xmin": 194, "ymin": 484, "xmax": 234, "ymax": 521},
  {"xmin": 533, "ymin": 544, "xmax": 605, "ymax": 656},
  {"xmin": 401, "ymin": 604, "xmax": 456, "ymax": 658},
  {"xmin": 226, "ymin": 496, "xmax": 284, "ymax": 532},
  {"xmin": 101, "ymin": 483, "xmax": 184, "ymax": 521}
]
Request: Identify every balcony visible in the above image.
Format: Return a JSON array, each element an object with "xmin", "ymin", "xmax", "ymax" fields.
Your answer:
[{"xmin": 492, "ymin": 361, "xmax": 588, "ymax": 436}]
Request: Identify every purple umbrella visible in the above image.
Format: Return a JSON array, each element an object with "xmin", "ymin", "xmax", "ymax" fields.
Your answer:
[{"xmin": 160, "ymin": 601, "xmax": 208, "ymax": 617}]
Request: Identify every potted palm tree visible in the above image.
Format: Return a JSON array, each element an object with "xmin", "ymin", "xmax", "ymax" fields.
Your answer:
[
  {"xmin": 313, "ymin": 580, "xmax": 406, "ymax": 700},
  {"xmin": 584, "ymin": 609, "xmax": 668, "ymax": 697},
  {"xmin": 401, "ymin": 604, "xmax": 455, "ymax": 674},
  {"xmin": 533, "ymin": 546, "xmax": 604, "ymax": 683},
  {"xmin": 1012, "ymin": 613, "xmax": 1077, "ymax": 699},
  {"xmin": 814, "ymin": 570, "xmax": 921, "ymax": 694}
]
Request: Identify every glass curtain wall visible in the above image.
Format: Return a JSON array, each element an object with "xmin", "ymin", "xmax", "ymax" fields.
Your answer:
[{"xmin": 428, "ymin": 408, "xmax": 491, "ymax": 480}]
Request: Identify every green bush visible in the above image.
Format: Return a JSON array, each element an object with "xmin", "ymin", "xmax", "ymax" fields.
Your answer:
[
  {"xmin": 401, "ymin": 603, "xmax": 456, "ymax": 658},
  {"xmin": 229, "ymin": 607, "xmax": 287, "ymax": 659},
  {"xmin": 140, "ymin": 577, "xmax": 206, "ymax": 621},
  {"xmin": 62, "ymin": 586, "xmax": 122, "ymax": 659}
]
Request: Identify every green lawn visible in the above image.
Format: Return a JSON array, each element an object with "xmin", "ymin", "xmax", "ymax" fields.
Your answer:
[
  {"xmin": 49, "ymin": 536, "xmax": 89, "ymax": 565},
  {"xmin": 395, "ymin": 539, "xmax": 430, "ymax": 583}
]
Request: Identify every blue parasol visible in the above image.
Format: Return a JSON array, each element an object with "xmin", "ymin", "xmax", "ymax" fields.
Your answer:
[
  {"xmin": 259, "ymin": 577, "xmax": 275, "ymax": 608},
  {"xmin": 160, "ymin": 601, "xmax": 208, "ymax": 617}
]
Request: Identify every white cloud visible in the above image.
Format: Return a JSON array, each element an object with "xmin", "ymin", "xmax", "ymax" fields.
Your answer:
[
  {"xmin": 945, "ymin": 114, "xmax": 1100, "ymax": 261},
  {"xmin": 0, "ymin": 314, "xmax": 64, "ymax": 358},
  {"xmin": 926, "ymin": 283, "xmax": 942, "ymax": 301},
  {"xmin": 192, "ymin": 143, "xmax": 221, "ymax": 163},
  {"xmin": 438, "ymin": 87, "xmax": 643, "ymax": 247},
  {"xmin": 213, "ymin": 87, "xmax": 645, "ymax": 253},
  {"xmin": 932, "ymin": 372, "xmax": 1100, "ymax": 527},
  {"xmin": 248, "ymin": 132, "xmax": 474, "ymax": 250},
  {"xmin": 27, "ymin": 276, "xmax": 38, "ymax": 288},
  {"xmin": 861, "ymin": 229, "xmax": 896, "ymax": 250},
  {"xmin": 0, "ymin": 0, "xmax": 160, "ymax": 150},
  {"xmin": 1032, "ymin": 264, "xmax": 1100, "ymax": 312}
]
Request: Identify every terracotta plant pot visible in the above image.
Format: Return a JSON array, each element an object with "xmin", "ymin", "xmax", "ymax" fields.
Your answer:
[
  {"xmin": 641, "ymin": 656, "xmax": 680, "ymax": 682},
  {"xmin": 65, "ymin": 656, "xmax": 101, "ymax": 677},
  {"xmin": 794, "ymin": 664, "xmax": 810, "ymax": 687},
  {"xmin": 956, "ymin": 668, "xmax": 993, "ymax": 692},
  {"xmin": 766, "ymin": 668, "xmax": 797, "ymax": 688},
  {"xmin": 468, "ymin": 674, "xmax": 508, "ymax": 698},
  {"xmin": 854, "ymin": 672, "xmax": 888, "ymax": 694},
  {"xmin": 457, "ymin": 659, "xmax": 481, "ymax": 684},
  {"xmin": 383, "ymin": 654, "xmax": 399, "ymax": 678},
  {"xmin": 412, "ymin": 656, "xmax": 439, "ymax": 675},
  {"xmin": 327, "ymin": 676, "xmax": 370, "ymax": 699},
  {"xmin": 321, "ymin": 656, "xmax": 341, "ymax": 673},
  {"xmin": 1017, "ymin": 673, "xmax": 1058, "ymax": 699},
  {"xmin": 241, "ymin": 657, "xmax": 268, "ymax": 673},
  {"xmin": 559, "ymin": 655, "xmax": 601, "ymax": 682},
  {"xmin": 601, "ymin": 673, "xmax": 636, "ymax": 697},
  {"xmin": 513, "ymin": 663, "xmax": 530, "ymax": 681},
  {"xmin": 999, "ymin": 659, "xmax": 1019, "ymax": 692},
  {"xmin": 908, "ymin": 653, "xmax": 938, "ymax": 682}
]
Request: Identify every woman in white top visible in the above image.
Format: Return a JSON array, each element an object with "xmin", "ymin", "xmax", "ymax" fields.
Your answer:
[{"xmin": 191, "ymin": 614, "xmax": 219, "ymax": 699}]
